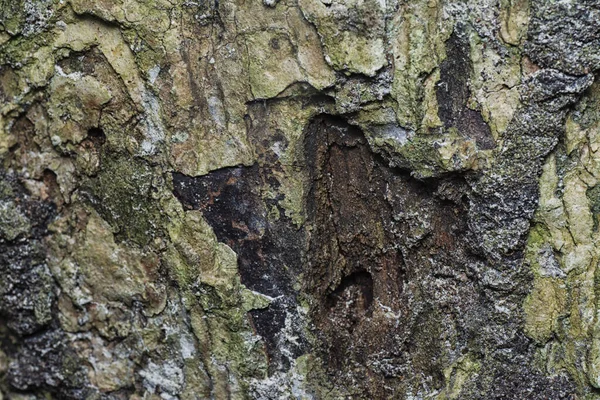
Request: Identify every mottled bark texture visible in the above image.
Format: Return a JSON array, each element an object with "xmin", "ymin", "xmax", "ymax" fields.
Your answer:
[{"xmin": 1, "ymin": 0, "xmax": 600, "ymax": 399}]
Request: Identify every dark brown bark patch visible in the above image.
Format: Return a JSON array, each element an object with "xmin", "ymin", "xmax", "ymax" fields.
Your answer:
[{"xmin": 437, "ymin": 27, "xmax": 495, "ymax": 150}]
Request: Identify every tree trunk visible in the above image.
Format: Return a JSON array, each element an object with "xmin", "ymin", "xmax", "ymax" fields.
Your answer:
[{"xmin": 0, "ymin": 0, "xmax": 599, "ymax": 398}]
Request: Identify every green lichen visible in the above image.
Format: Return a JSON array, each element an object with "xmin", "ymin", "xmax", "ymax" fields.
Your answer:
[
  {"xmin": 523, "ymin": 276, "xmax": 567, "ymax": 344},
  {"xmin": 388, "ymin": 0, "xmax": 450, "ymax": 130},
  {"xmin": 365, "ymin": 129, "xmax": 479, "ymax": 178},
  {"xmin": 80, "ymin": 154, "xmax": 165, "ymax": 245},
  {"xmin": 0, "ymin": 0, "xmax": 26, "ymax": 35},
  {"xmin": 47, "ymin": 74, "xmax": 112, "ymax": 149},
  {"xmin": 522, "ymin": 79, "xmax": 600, "ymax": 396},
  {"xmin": 246, "ymin": 31, "xmax": 304, "ymax": 99},
  {"xmin": 165, "ymin": 209, "xmax": 271, "ymax": 396},
  {"xmin": 438, "ymin": 354, "xmax": 481, "ymax": 400},
  {"xmin": 0, "ymin": 200, "xmax": 30, "ymax": 241},
  {"xmin": 298, "ymin": 0, "xmax": 387, "ymax": 77},
  {"xmin": 587, "ymin": 185, "xmax": 600, "ymax": 231},
  {"xmin": 499, "ymin": 0, "xmax": 530, "ymax": 46}
]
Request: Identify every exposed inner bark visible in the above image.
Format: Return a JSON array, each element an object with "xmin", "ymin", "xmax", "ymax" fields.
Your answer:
[
  {"xmin": 174, "ymin": 115, "xmax": 487, "ymax": 397},
  {"xmin": 303, "ymin": 116, "xmax": 478, "ymax": 395}
]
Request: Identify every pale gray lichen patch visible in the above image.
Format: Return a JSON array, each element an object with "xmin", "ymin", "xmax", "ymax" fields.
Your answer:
[{"xmin": 139, "ymin": 360, "xmax": 185, "ymax": 398}]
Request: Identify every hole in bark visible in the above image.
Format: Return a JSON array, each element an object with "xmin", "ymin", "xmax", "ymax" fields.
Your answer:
[
  {"xmin": 41, "ymin": 169, "xmax": 60, "ymax": 202},
  {"xmin": 87, "ymin": 127, "xmax": 106, "ymax": 146},
  {"xmin": 326, "ymin": 270, "xmax": 374, "ymax": 312}
]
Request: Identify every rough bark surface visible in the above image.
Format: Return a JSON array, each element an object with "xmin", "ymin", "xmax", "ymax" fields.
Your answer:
[{"xmin": 1, "ymin": 0, "xmax": 600, "ymax": 399}]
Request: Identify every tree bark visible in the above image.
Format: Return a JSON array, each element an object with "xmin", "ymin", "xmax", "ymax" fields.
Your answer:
[{"xmin": 0, "ymin": 0, "xmax": 599, "ymax": 398}]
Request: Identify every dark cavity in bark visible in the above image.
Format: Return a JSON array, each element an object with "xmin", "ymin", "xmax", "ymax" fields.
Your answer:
[{"xmin": 303, "ymin": 115, "xmax": 478, "ymax": 396}]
